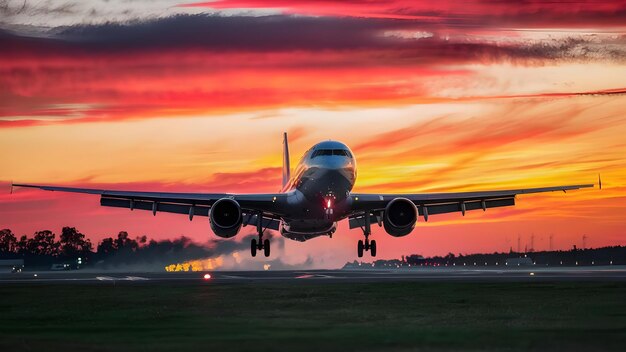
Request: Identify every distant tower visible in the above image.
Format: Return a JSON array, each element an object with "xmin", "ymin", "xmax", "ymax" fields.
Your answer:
[
  {"xmin": 517, "ymin": 234, "xmax": 521, "ymax": 253},
  {"xmin": 549, "ymin": 234, "xmax": 554, "ymax": 251},
  {"xmin": 582, "ymin": 235, "xmax": 588, "ymax": 250},
  {"xmin": 530, "ymin": 234, "xmax": 535, "ymax": 253}
]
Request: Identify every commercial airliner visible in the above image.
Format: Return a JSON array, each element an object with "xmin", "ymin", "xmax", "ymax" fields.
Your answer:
[{"xmin": 13, "ymin": 133, "xmax": 595, "ymax": 258}]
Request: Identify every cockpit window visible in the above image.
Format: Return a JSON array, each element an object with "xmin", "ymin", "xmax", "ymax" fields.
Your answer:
[
  {"xmin": 311, "ymin": 149, "xmax": 351, "ymax": 158},
  {"xmin": 311, "ymin": 149, "xmax": 331, "ymax": 158}
]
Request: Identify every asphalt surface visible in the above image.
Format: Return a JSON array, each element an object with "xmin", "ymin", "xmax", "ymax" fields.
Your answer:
[{"xmin": 2, "ymin": 266, "xmax": 626, "ymax": 285}]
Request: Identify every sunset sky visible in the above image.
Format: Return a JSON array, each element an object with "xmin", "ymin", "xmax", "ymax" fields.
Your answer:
[{"xmin": 1, "ymin": 0, "xmax": 625, "ymax": 268}]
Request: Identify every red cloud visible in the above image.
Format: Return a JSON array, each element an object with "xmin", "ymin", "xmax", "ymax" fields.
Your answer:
[
  {"xmin": 2, "ymin": 13, "xmax": 624, "ymax": 128},
  {"xmin": 183, "ymin": 0, "xmax": 626, "ymax": 26}
]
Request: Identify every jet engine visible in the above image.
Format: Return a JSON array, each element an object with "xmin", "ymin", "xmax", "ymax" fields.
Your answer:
[
  {"xmin": 209, "ymin": 198, "xmax": 243, "ymax": 238},
  {"xmin": 383, "ymin": 197, "xmax": 418, "ymax": 237}
]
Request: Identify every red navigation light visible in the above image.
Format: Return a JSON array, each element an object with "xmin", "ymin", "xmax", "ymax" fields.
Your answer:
[{"xmin": 203, "ymin": 273, "xmax": 211, "ymax": 280}]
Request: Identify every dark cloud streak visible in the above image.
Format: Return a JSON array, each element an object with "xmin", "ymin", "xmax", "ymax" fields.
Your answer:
[
  {"xmin": 55, "ymin": 15, "xmax": 406, "ymax": 51},
  {"xmin": 1, "ymin": 14, "xmax": 622, "ymax": 61}
]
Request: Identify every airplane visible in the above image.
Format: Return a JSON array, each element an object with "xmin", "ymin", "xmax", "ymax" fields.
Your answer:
[{"xmin": 13, "ymin": 133, "xmax": 596, "ymax": 258}]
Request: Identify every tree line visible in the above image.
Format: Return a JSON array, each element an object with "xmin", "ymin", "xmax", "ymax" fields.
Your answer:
[
  {"xmin": 0, "ymin": 227, "xmax": 147, "ymax": 262},
  {"xmin": 356, "ymin": 247, "xmax": 626, "ymax": 268}
]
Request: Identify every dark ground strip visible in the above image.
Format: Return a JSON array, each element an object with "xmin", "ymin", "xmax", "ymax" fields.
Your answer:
[
  {"xmin": 1, "ymin": 282, "xmax": 625, "ymax": 351},
  {"xmin": 3, "ymin": 267, "xmax": 626, "ymax": 285}
]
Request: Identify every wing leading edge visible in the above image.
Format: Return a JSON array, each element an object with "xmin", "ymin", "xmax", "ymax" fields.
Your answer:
[{"xmin": 12, "ymin": 183, "xmax": 286, "ymax": 229}]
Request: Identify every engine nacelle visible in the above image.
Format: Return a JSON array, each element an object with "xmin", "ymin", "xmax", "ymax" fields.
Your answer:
[
  {"xmin": 383, "ymin": 197, "xmax": 418, "ymax": 237},
  {"xmin": 209, "ymin": 198, "xmax": 243, "ymax": 238}
]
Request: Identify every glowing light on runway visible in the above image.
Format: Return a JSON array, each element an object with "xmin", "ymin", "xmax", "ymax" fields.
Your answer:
[{"xmin": 203, "ymin": 273, "xmax": 211, "ymax": 280}]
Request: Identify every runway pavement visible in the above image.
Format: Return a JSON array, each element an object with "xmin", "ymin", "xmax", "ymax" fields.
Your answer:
[{"xmin": 2, "ymin": 266, "xmax": 626, "ymax": 285}]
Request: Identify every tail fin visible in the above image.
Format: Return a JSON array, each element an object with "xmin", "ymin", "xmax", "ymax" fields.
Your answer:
[{"xmin": 282, "ymin": 132, "xmax": 291, "ymax": 188}]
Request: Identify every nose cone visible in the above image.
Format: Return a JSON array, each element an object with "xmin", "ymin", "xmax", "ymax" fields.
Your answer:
[
  {"xmin": 297, "ymin": 140, "xmax": 357, "ymax": 200},
  {"xmin": 309, "ymin": 154, "xmax": 355, "ymax": 180},
  {"xmin": 311, "ymin": 155, "xmax": 356, "ymax": 196}
]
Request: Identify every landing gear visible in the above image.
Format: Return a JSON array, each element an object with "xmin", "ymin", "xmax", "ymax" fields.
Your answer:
[
  {"xmin": 251, "ymin": 212, "xmax": 271, "ymax": 257},
  {"xmin": 264, "ymin": 239, "xmax": 270, "ymax": 257},
  {"xmin": 357, "ymin": 212, "xmax": 377, "ymax": 257},
  {"xmin": 251, "ymin": 235, "xmax": 271, "ymax": 257},
  {"xmin": 251, "ymin": 238, "xmax": 258, "ymax": 257},
  {"xmin": 357, "ymin": 238, "xmax": 377, "ymax": 258}
]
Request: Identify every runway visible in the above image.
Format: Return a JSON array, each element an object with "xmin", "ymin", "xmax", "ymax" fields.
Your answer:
[{"xmin": 2, "ymin": 266, "xmax": 626, "ymax": 285}]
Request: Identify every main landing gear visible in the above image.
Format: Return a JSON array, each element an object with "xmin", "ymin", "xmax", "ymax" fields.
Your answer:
[
  {"xmin": 251, "ymin": 212, "xmax": 271, "ymax": 257},
  {"xmin": 251, "ymin": 237, "xmax": 270, "ymax": 257},
  {"xmin": 357, "ymin": 211, "xmax": 377, "ymax": 258},
  {"xmin": 357, "ymin": 237, "xmax": 376, "ymax": 258}
]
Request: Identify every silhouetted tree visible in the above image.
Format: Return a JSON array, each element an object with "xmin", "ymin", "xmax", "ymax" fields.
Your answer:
[
  {"xmin": 115, "ymin": 231, "xmax": 138, "ymax": 252},
  {"xmin": 26, "ymin": 230, "xmax": 59, "ymax": 256},
  {"xmin": 96, "ymin": 231, "xmax": 141, "ymax": 259},
  {"xmin": 59, "ymin": 227, "xmax": 92, "ymax": 258},
  {"xmin": 97, "ymin": 237, "xmax": 116, "ymax": 256},
  {"xmin": 0, "ymin": 229, "xmax": 17, "ymax": 253},
  {"xmin": 16, "ymin": 235, "xmax": 28, "ymax": 254},
  {"xmin": 136, "ymin": 235, "xmax": 147, "ymax": 245}
]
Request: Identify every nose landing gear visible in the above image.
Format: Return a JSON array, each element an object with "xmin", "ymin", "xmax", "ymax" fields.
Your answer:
[
  {"xmin": 357, "ymin": 211, "xmax": 377, "ymax": 258},
  {"xmin": 250, "ymin": 212, "xmax": 271, "ymax": 257}
]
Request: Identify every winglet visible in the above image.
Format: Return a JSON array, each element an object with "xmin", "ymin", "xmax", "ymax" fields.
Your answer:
[
  {"xmin": 10, "ymin": 180, "xmax": 13, "ymax": 195},
  {"xmin": 599, "ymin": 173, "xmax": 602, "ymax": 190},
  {"xmin": 282, "ymin": 132, "xmax": 291, "ymax": 189}
]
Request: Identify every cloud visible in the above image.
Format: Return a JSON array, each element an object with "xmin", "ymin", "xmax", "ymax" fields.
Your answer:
[
  {"xmin": 5, "ymin": 15, "xmax": 624, "ymax": 59},
  {"xmin": 352, "ymin": 95, "xmax": 625, "ymax": 196},
  {"xmin": 0, "ymin": 0, "xmax": 208, "ymax": 28},
  {"xmin": 184, "ymin": 0, "xmax": 626, "ymax": 27},
  {"xmin": 2, "ymin": 14, "xmax": 624, "ymax": 127},
  {"xmin": 52, "ymin": 15, "xmax": 405, "ymax": 51}
]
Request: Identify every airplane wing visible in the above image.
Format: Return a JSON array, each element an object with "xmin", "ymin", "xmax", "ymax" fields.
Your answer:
[
  {"xmin": 349, "ymin": 183, "xmax": 594, "ymax": 224},
  {"xmin": 12, "ymin": 183, "xmax": 286, "ymax": 229}
]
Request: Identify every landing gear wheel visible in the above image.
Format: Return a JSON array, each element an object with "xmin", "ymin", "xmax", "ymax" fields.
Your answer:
[
  {"xmin": 263, "ymin": 239, "xmax": 270, "ymax": 257},
  {"xmin": 357, "ymin": 240, "xmax": 364, "ymax": 258},
  {"xmin": 251, "ymin": 238, "xmax": 257, "ymax": 257},
  {"xmin": 370, "ymin": 240, "xmax": 377, "ymax": 257}
]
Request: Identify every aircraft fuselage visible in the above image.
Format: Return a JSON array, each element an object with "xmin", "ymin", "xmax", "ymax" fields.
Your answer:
[{"xmin": 279, "ymin": 140, "xmax": 356, "ymax": 241}]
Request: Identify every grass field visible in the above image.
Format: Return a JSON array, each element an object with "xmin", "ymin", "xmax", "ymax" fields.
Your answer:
[{"xmin": 1, "ymin": 282, "xmax": 626, "ymax": 351}]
